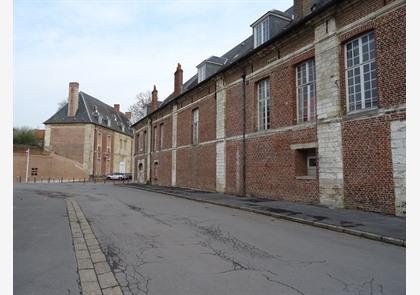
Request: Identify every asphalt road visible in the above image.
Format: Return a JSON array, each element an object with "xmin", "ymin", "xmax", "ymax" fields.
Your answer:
[{"xmin": 14, "ymin": 183, "xmax": 405, "ymax": 295}]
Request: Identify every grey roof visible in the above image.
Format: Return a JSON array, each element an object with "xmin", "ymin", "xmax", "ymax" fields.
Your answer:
[
  {"xmin": 44, "ymin": 91, "xmax": 133, "ymax": 136},
  {"xmin": 250, "ymin": 9, "xmax": 293, "ymax": 27},
  {"xmin": 134, "ymin": 1, "xmax": 338, "ymax": 126},
  {"xmin": 197, "ymin": 56, "xmax": 228, "ymax": 67}
]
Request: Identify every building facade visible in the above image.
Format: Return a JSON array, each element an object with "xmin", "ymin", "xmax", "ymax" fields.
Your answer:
[
  {"xmin": 132, "ymin": 0, "xmax": 406, "ymax": 216},
  {"xmin": 44, "ymin": 82, "xmax": 133, "ymax": 177}
]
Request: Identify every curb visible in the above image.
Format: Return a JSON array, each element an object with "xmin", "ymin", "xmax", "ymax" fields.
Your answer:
[{"xmin": 121, "ymin": 184, "xmax": 405, "ymax": 248}]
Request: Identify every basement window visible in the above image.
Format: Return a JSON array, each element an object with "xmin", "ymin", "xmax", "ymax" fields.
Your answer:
[
  {"xmin": 294, "ymin": 147, "xmax": 317, "ymax": 179},
  {"xmin": 31, "ymin": 167, "xmax": 38, "ymax": 176}
]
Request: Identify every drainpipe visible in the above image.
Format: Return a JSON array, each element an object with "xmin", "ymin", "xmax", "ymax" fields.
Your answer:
[{"xmin": 241, "ymin": 72, "xmax": 247, "ymax": 197}]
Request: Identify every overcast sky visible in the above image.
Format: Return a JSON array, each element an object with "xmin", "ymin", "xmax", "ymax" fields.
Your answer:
[{"xmin": 13, "ymin": 0, "xmax": 292, "ymax": 128}]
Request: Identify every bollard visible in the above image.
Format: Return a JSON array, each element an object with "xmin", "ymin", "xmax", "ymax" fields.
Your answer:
[
  {"xmin": 48, "ymin": 177, "xmax": 50, "ymax": 183},
  {"xmin": 73, "ymin": 178, "xmax": 75, "ymax": 183},
  {"xmin": 83, "ymin": 178, "xmax": 85, "ymax": 183},
  {"xmin": 34, "ymin": 177, "xmax": 36, "ymax": 183},
  {"xmin": 104, "ymin": 178, "xmax": 106, "ymax": 184}
]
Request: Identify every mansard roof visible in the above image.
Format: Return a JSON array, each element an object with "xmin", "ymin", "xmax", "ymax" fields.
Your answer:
[{"xmin": 44, "ymin": 91, "xmax": 133, "ymax": 136}]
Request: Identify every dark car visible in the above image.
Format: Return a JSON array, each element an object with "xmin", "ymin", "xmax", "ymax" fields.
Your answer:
[{"xmin": 124, "ymin": 173, "xmax": 132, "ymax": 180}]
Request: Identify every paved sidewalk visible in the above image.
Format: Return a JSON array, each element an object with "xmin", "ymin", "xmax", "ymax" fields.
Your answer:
[{"xmin": 122, "ymin": 183, "xmax": 405, "ymax": 247}]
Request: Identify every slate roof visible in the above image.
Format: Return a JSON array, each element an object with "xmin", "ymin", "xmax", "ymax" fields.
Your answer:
[
  {"xmin": 44, "ymin": 91, "xmax": 133, "ymax": 136},
  {"xmin": 134, "ymin": 0, "xmax": 338, "ymax": 126}
]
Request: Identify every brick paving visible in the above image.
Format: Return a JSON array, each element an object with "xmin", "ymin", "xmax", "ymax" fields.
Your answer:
[{"xmin": 66, "ymin": 199, "xmax": 123, "ymax": 295}]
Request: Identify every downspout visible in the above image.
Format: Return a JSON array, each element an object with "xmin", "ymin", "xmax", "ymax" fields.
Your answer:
[{"xmin": 241, "ymin": 72, "xmax": 247, "ymax": 197}]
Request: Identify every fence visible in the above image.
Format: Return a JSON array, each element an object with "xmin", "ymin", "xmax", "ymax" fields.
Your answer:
[{"xmin": 15, "ymin": 176, "xmax": 132, "ymax": 184}]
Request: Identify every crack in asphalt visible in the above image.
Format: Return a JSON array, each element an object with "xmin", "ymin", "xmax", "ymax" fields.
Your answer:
[
  {"xmin": 327, "ymin": 274, "xmax": 384, "ymax": 294},
  {"xmin": 262, "ymin": 274, "xmax": 306, "ymax": 295},
  {"xmin": 126, "ymin": 204, "xmax": 173, "ymax": 227}
]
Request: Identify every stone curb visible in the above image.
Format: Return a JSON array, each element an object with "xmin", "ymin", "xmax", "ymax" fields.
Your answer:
[
  {"xmin": 122, "ymin": 184, "xmax": 405, "ymax": 248},
  {"xmin": 66, "ymin": 199, "xmax": 123, "ymax": 295}
]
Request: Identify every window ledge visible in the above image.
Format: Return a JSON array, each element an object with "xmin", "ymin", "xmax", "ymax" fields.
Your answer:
[
  {"xmin": 345, "ymin": 107, "xmax": 379, "ymax": 120},
  {"xmin": 295, "ymin": 176, "xmax": 316, "ymax": 180}
]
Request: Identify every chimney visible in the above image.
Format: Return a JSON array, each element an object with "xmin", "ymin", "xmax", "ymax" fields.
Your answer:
[
  {"xmin": 293, "ymin": 0, "xmax": 313, "ymax": 20},
  {"xmin": 114, "ymin": 104, "xmax": 120, "ymax": 113},
  {"xmin": 125, "ymin": 112, "xmax": 132, "ymax": 120},
  {"xmin": 174, "ymin": 63, "xmax": 183, "ymax": 97},
  {"xmin": 67, "ymin": 82, "xmax": 79, "ymax": 117},
  {"xmin": 151, "ymin": 85, "xmax": 158, "ymax": 111}
]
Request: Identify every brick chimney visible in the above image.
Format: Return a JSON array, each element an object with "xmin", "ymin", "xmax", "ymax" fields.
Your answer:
[
  {"xmin": 125, "ymin": 112, "xmax": 132, "ymax": 120},
  {"xmin": 151, "ymin": 85, "xmax": 158, "ymax": 111},
  {"xmin": 174, "ymin": 63, "xmax": 183, "ymax": 97},
  {"xmin": 67, "ymin": 82, "xmax": 79, "ymax": 117},
  {"xmin": 114, "ymin": 104, "xmax": 120, "ymax": 113},
  {"xmin": 293, "ymin": 0, "xmax": 313, "ymax": 20}
]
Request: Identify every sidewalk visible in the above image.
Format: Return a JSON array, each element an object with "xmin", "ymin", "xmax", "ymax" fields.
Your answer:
[{"xmin": 122, "ymin": 183, "xmax": 406, "ymax": 247}]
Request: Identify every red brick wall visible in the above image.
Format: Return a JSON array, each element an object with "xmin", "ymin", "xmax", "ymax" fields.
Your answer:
[
  {"xmin": 50, "ymin": 125, "xmax": 85, "ymax": 163},
  {"xmin": 342, "ymin": 117, "xmax": 395, "ymax": 214},
  {"xmin": 176, "ymin": 144, "xmax": 216, "ymax": 191},
  {"xmin": 151, "ymin": 151, "xmax": 172, "ymax": 186},
  {"xmin": 225, "ymin": 128, "xmax": 318, "ymax": 202}
]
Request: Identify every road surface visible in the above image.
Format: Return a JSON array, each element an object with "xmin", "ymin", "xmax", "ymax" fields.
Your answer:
[{"xmin": 14, "ymin": 183, "xmax": 405, "ymax": 295}]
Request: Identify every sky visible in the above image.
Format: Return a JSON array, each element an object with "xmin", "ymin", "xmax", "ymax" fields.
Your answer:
[{"xmin": 13, "ymin": 0, "xmax": 293, "ymax": 128}]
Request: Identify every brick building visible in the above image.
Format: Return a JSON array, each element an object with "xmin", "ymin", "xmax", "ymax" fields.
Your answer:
[
  {"xmin": 44, "ymin": 82, "xmax": 133, "ymax": 177},
  {"xmin": 131, "ymin": 0, "xmax": 406, "ymax": 216}
]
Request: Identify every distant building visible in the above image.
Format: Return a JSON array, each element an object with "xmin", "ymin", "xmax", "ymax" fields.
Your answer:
[
  {"xmin": 131, "ymin": 0, "xmax": 406, "ymax": 216},
  {"xmin": 44, "ymin": 82, "xmax": 133, "ymax": 177}
]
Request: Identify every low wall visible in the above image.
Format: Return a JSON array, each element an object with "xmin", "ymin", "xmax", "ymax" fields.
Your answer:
[{"xmin": 13, "ymin": 150, "xmax": 89, "ymax": 182}]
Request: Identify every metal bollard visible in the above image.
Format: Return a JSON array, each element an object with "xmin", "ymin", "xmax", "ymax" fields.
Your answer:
[
  {"xmin": 34, "ymin": 177, "xmax": 36, "ymax": 183},
  {"xmin": 83, "ymin": 178, "xmax": 85, "ymax": 183},
  {"xmin": 73, "ymin": 178, "xmax": 75, "ymax": 183},
  {"xmin": 48, "ymin": 177, "xmax": 50, "ymax": 183}
]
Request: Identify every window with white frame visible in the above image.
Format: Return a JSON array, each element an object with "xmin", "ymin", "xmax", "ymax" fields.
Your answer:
[
  {"xmin": 254, "ymin": 18, "xmax": 270, "ymax": 47},
  {"xmin": 345, "ymin": 31, "xmax": 377, "ymax": 112},
  {"xmin": 197, "ymin": 64, "xmax": 206, "ymax": 83},
  {"xmin": 258, "ymin": 79, "xmax": 270, "ymax": 130},
  {"xmin": 192, "ymin": 108, "xmax": 199, "ymax": 144},
  {"xmin": 296, "ymin": 59, "xmax": 316, "ymax": 122},
  {"xmin": 159, "ymin": 123, "xmax": 164, "ymax": 150}
]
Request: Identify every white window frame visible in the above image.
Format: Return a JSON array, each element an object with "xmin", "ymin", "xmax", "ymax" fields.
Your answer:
[
  {"xmin": 257, "ymin": 79, "xmax": 270, "ymax": 131},
  {"xmin": 192, "ymin": 108, "xmax": 199, "ymax": 144},
  {"xmin": 254, "ymin": 18, "xmax": 270, "ymax": 47},
  {"xmin": 345, "ymin": 31, "xmax": 377, "ymax": 113},
  {"xmin": 197, "ymin": 64, "xmax": 207, "ymax": 83},
  {"xmin": 307, "ymin": 155, "xmax": 317, "ymax": 177},
  {"xmin": 296, "ymin": 59, "xmax": 316, "ymax": 122}
]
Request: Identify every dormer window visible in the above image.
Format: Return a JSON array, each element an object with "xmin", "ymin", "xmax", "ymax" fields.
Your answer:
[
  {"xmin": 198, "ymin": 64, "xmax": 206, "ymax": 83},
  {"xmin": 92, "ymin": 105, "xmax": 99, "ymax": 117},
  {"xmin": 197, "ymin": 56, "xmax": 227, "ymax": 84},
  {"xmin": 251, "ymin": 10, "xmax": 292, "ymax": 49},
  {"xmin": 254, "ymin": 18, "xmax": 269, "ymax": 47}
]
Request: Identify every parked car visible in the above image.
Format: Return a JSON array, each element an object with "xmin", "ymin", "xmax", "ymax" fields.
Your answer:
[
  {"xmin": 124, "ymin": 173, "xmax": 132, "ymax": 180},
  {"xmin": 106, "ymin": 173, "xmax": 126, "ymax": 180}
]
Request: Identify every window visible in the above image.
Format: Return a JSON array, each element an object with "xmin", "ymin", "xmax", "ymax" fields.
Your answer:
[
  {"xmin": 192, "ymin": 108, "xmax": 199, "ymax": 144},
  {"xmin": 295, "ymin": 148, "xmax": 317, "ymax": 178},
  {"xmin": 345, "ymin": 31, "xmax": 377, "ymax": 112},
  {"xmin": 136, "ymin": 134, "xmax": 141, "ymax": 152},
  {"xmin": 107, "ymin": 135, "xmax": 111, "ymax": 153},
  {"xmin": 31, "ymin": 167, "xmax": 38, "ymax": 176},
  {"xmin": 254, "ymin": 18, "xmax": 270, "ymax": 47},
  {"xmin": 153, "ymin": 126, "xmax": 158, "ymax": 151},
  {"xmin": 258, "ymin": 79, "xmax": 270, "ymax": 130},
  {"xmin": 159, "ymin": 123, "xmax": 164, "ymax": 150},
  {"xmin": 296, "ymin": 59, "xmax": 316, "ymax": 122},
  {"xmin": 143, "ymin": 130, "xmax": 147, "ymax": 152},
  {"xmin": 198, "ymin": 64, "xmax": 206, "ymax": 83}
]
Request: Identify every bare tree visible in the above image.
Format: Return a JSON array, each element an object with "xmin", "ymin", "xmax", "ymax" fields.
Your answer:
[
  {"xmin": 128, "ymin": 91, "xmax": 152, "ymax": 123},
  {"xmin": 57, "ymin": 98, "xmax": 67, "ymax": 110}
]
